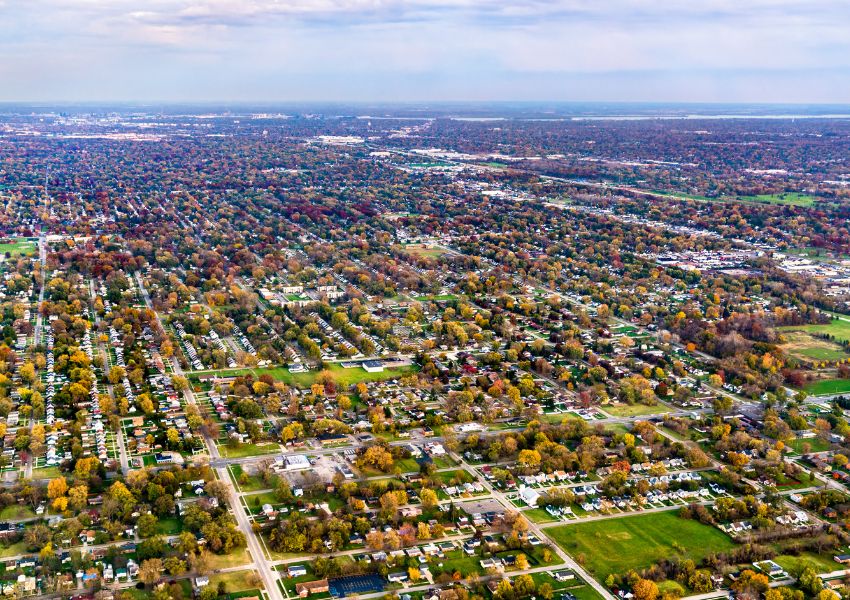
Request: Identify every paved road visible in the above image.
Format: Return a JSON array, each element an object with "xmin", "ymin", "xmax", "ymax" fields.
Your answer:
[
  {"xmin": 135, "ymin": 271, "xmax": 284, "ymax": 600},
  {"xmin": 89, "ymin": 280, "xmax": 131, "ymax": 476},
  {"xmin": 33, "ymin": 235, "xmax": 46, "ymax": 346},
  {"xmin": 451, "ymin": 451, "xmax": 616, "ymax": 600}
]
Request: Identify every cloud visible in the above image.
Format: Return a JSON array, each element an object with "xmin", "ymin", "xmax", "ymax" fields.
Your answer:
[{"xmin": 1, "ymin": 0, "xmax": 849, "ymax": 102}]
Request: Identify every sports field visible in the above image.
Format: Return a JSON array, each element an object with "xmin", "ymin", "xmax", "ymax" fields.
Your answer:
[
  {"xmin": 403, "ymin": 243, "xmax": 449, "ymax": 259},
  {"xmin": 546, "ymin": 511, "xmax": 736, "ymax": 581},
  {"xmin": 804, "ymin": 378, "xmax": 850, "ymax": 396},
  {"xmin": 0, "ymin": 237, "xmax": 36, "ymax": 257}
]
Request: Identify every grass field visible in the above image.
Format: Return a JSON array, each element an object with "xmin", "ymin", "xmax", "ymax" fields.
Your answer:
[
  {"xmin": 218, "ymin": 441, "xmax": 281, "ymax": 459},
  {"xmin": 780, "ymin": 330, "xmax": 850, "ymax": 362},
  {"xmin": 402, "ymin": 244, "xmax": 449, "ymax": 259},
  {"xmin": 651, "ymin": 191, "xmax": 818, "ymax": 208},
  {"xmin": 207, "ymin": 547, "xmax": 251, "ymax": 570},
  {"xmin": 547, "ymin": 511, "xmax": 736, "ymax": 581},
  {"xmin": 773, "ymin": 551, "xmax": 838, "ymax": 575},
  {"xmin": 524, "ymin": 508, "xmax": 559, "ymax": 523},
  {"xmin": 192, "ymin": 362, "xmax": 418, "ymax": 389},
  {"xmin": 414, "ymin": 294, "xmax": 458, "ymax": 302},
  {"xmin": 781, "ymin": 316, "xmax": 850, "ymax": 344},
  {"xmin": 0, "ymin": 541, "xmax": 27, "ymax": 558},
  {"xmin": 31, "ymin": 466, "xmax": 62, "ymax": 479},
  {"xmin": 0, "ymin": 505, "xmax": 35, "ymax": 520},
  {"xmin": 603, "ymin": 402, "xmax": 668, "ymax": 417},
  {"xmin": 737, "ymin": 193, "xmax": 817, "ymax": 207},
  {"xmin": 230, "ymin": 464, "xmax": 274, "ymax": 492},
  {"xmin": 804, "ymin": 378, "xmax": 850, "ymax": 396},
  {"xmin": 156, "ymin": 517, "xmax": 183, "ymax": 535},
  {"xmin": 787, "ymin": 437, "xmax": 831, "ymax": 453},
  {"xmin": 0, "ymin": 237, "xmax": 36, "ymax": 257},
  {"xmin": 209, "ymin": 569, "xmax": 260, "ymax": 594}
]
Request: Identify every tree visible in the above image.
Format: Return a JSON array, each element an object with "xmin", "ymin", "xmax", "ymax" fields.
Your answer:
[
  {"xmin": 138, "ymin": 558, "xmax": 163, "ymax": 587},
  {"xmin": 164, "ymin": 556, "xmax": 187, "ymax": 576},
  {"xmin": 205, "ymin": 480, "xmax": 230, "ymax": 503},
  {"xmin": 515, "ymin": 554, "xmax": 529, "ymax": 570},
  {"xmin": 47, "ymin": 477, "xmax": 68, "ymax": 500},
  {"xmin": 517, "ymin": 449, "xmax": 542, "ymax": 469},
  {"xmin": 514, "ymin": 575, "xmax": 535, "ymax": 597},
  {"xmin": 633, "ymin": 578, "xmax": 659, "ymax": 600},
  {"xmin": 23, "ymin": 524, "xmax": 50, "ymax": 551},
  {"xmin": 420, "ymin": 488, "xmax": 438, "ymax": 510},
  {"xmin": 137, "ymin": 513, "xmax": 159, "ymax": 538},
  {"xmin": 173, "ymin": 375, "xmax": 189, "ymax": 392},
  {"xmin": 731, "ymin": 570, "xmax": 769, "ymax": 596},
  {"xmin": 189, "ymin": 550, "xmax": 213, "ymax": 575},
  {"xmin": 68, "ymin": 485, "xmax": 89, "ymax": 511}
]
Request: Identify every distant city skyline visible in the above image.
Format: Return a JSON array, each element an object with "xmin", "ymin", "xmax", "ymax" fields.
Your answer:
[{"xmin": 1, "ymin": 0, "xmax": 849, "ymax": 103}]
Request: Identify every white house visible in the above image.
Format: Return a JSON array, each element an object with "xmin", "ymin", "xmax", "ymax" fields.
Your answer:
[{"xmin": 519, "ymin": 485, "xmax": 541, "ymax": 507}]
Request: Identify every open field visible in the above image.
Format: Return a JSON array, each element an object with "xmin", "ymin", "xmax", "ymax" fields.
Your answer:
[
  {"xmin": 603, "ymin": 402, "xmax": 668, "ymax": 417},
  {"xmin": 547, "ymin": 511, "xmax": 736, "ymax": 581},
  {"xmin": 413, "ymin": 294, "xmax": 458, "ymax": 302},
  {"xmin": 781, "ymin": 316, "xmax": 850, "ymax": 344},
  {"xmin": 218, "ymin": 441, "xmax": 281, "ymax": 459},
  {"xmin": 804, "ymin": 378, "xmax": 850, "ymax": 396},
  {"xmin": 737, "ymin": 193, "xmax": 818, "ymax": 207},
  {"xmin": 208, "ymin": 569, "xmax": 261, "ymax": 595},
  {"xmin": 0, "ymin": 505, "xmax": 35, "ymax": 520},
  {"xmin": 651, "ymin": 190, "xmax": 818, "ymax": 207},
  {"xmin": 207, "ymin": 547, "xmax": 251, "ymax": 570},
  {"xmin": 780, "ymin": 330, "xmax": 850, "ymax": 362},
  {"xmin": 0, "ymin": 237, "xmax": 36, "ymax": 257},
  {"xmin": 402, "ymin": 243, "xmax": 449, "ymax": 259},
  {"xmin": 787, "ymin": 437, "xmax": 831, "ymax": 453},
  {"xmin": 192, "ymin": 362, "xmax": 418, "ymax": 388}
]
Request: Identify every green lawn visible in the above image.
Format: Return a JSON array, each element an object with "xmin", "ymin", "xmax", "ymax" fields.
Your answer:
[
  {"xmin": 403, "ymin": 244, "xmax": 449, "ymax": 259},
  {"xmin": 414, "ymin": 294, "xmax": 458, "ymax": 302},
  {"xmin": 781, "ymin": 316, "xmax": 850, "ymax": 344},
  {"xmin": 0, "ymin": 238, "xmax": 36, "ymax": 257},
  {"xmin": 231, "ymin": 464, "xmax": 274, "ymax": 492},
  {"xmin": 546, "ymin": 511, "xmax": 736, "ymax": 581},
  {"xmin": 780, "ymin": 330, "xmax": 850, "ymax": 362},
  {"xmin": 603, "ymin": 403, "xmax": 668, "ymax": 417},
  {"xmin": 192, "ymin": 362, "xmax": 418, "ymax": 389},
  {"xmin": 0, "ymin": 505, "xmax": 35, "ymax": 520},
  {"xmin": 156, "ymin": 517, "xmax": 183, "ymax": 535},
  {"xmin": 209, "ymin": 569, "xmax": 260, "ymax": 594},
  {"xmin": 787, "ymin": 437, "xmax": 832, "ymax": 453},
  {"xmin": 524, "ymin": 508, "xmax": 559, "ymax": 523},
  {"xmin": 773, "ymin": 552, "xmax": 838, "ymax": 575},
  {"xmin": 0, "ymin": 541, "xmax": 28, "ymax": 558},
  {"xmin": 218, "ymin": 441, "xmax": 281, "ymax": 459},
  {"xmin": 804, "ymin": 378, "xmax": 850, "ymax": 396},
  {"xmin": 653, "ymin": 190, "xmax": 818, "ymax": 208},
  {"xmin": 31, "ymin": 466, "xmax": 62, "ymax": 479},
  {"xmin": 207, "ymin": 547, "xmax": 251, "ymax": 570},
  {"xmin": 737, "ymin": 193, "xmax": 818, "ymax": 207}
]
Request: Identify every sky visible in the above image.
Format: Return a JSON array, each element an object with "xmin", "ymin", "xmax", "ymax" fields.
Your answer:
[{"xmin": 1, "ymin": 0, "xmax": 849, "ymax": 103}]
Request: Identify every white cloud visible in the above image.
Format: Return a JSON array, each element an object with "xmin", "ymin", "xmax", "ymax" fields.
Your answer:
[{"xmin": 1, "ymin": 0, "xmax": 849, "ymax": 101}]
